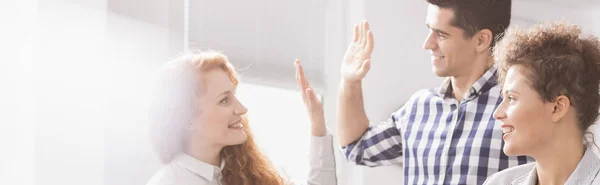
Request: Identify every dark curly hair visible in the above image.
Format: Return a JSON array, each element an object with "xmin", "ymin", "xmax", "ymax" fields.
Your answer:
[
  {"xmin": 494, "ymin": 22, "xmax": 600, "ymax": 145},
  {"xmin": 426, "ymin": 0, "xmax": 512, "ymax": 49}
]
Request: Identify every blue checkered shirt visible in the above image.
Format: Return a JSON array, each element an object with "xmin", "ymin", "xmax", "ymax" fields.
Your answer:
[{"xmin": 341, "ymin": 66, "xmax": 534, "ymax": 185}]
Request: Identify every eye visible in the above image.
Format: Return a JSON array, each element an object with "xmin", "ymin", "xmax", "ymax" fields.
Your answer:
[
  {"xmin": 507, "ymin": 95, "xmax": 516, "ymax": 101},
  {"xmin": 437, "ymin": 33, "xmax": 447, "ymax": 39},
  {"xmin": 219, "ymin": 97, "xmax": 229, "ymax": 105}
]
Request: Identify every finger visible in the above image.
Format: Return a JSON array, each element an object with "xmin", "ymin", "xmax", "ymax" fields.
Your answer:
[
  {"xmin": 297, "ymin": 61, "xmax": 309, "ymax": 88},
  {"xmin": 352, "ymin": 24, "xmax": 359, "ymax": 43},
  {"xmin": 366, "ymin": 30, "xmax": 375, "ymax": 55},
  {"xmin": 306, "ymin": 87, "xmax": 320, "ymax": 105},
  {"xmin": 361, "ymin": 21, "xmax": 369, "ymax": 46},
  {"xmin": 295, "ymin": 59, "xmax": 302, "ymax": 87},
  {"xmin": 357, "ymin": 59, "xmax": 371, "ymax": 78},
  {"xmin": 297, "ymin": 61, "xmax": 312, "ymax": 103},
  {"xmin": 301, "ymin": 87, "xmax": 308, "ymax": 103},
  {"xmin": 305, "ymin": 88, "xmax": 313, "ymax": 106},
  {"xmin": 358, "ymin": 21, "xmax": 364, "ymax": 45},
  {"xmin": 295, "ymin": 60, "xmax": 308, "ymax": 101}
]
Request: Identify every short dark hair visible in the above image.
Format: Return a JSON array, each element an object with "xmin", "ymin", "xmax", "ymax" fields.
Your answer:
[
  {"xmin": 494, "ymin": 22, "xmax": 600, "ymax": 141},
  {"xmin": 427, "ymin": 0, "xmax": 512, "ymax": 49}
]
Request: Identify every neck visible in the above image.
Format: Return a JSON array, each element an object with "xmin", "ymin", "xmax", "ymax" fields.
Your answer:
[
  {"xmin": 450, "ymin": 55, "xmax": 493, "ymax": 102},
  {"xmin": 187, "ymin": 138, "xmax": 223, "ymax": 166},
  {"xmin": 532, "ymin": 125, "xmax": 584, "ymax": 185}
]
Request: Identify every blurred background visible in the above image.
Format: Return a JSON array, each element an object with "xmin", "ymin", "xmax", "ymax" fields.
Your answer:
[{"xmin": 1, "ymin": 0, "xmax": 599, "ymax": 185}]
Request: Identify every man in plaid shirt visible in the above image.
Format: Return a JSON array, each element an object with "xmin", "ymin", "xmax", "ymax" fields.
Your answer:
[{"xmin": 336, "ymin": 0, "xmax": 533, "ymax": 184}]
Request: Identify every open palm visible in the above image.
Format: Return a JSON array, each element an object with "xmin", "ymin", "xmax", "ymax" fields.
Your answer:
[
  {"xmin": 342, "ymin": 21, "xmax": 375, "ymax": 82},
  {"xmin": 295, "ymin": 59, "xmax": 326, "ymax": 136}
]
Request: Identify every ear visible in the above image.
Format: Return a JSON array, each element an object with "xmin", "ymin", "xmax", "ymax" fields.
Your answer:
[
  {"xmin": 551, "ymin": 95, "xmax": 571, "ymax": 122},
  {"xmin": 475, "ymin": 29, "xmax": 493, "ymax": 53}
]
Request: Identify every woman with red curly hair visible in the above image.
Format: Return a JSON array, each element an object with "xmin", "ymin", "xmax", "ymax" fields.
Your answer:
[
  {"xmin": 484, "ymin": 22, "xmax": 600, "ymax": 185},
  {"xmin": 146, "ymin": 51, "xmax": 337, "ymax": 185}
]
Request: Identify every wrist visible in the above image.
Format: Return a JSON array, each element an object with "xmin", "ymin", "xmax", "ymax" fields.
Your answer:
[
  {"xmin": 311, "ymin": 128, "xmax": 327, "ymax": 137},
  {"xmin": 341, "ymin": 79, "xmax": 362, "ymax": 91},
  {"xmin": 310, "ymin": 120, "xmax": 327, "ymax": 136}
]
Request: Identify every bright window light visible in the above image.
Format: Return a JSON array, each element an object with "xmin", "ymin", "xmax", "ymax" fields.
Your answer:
[{"xmin": 236, "ymin": 82, "xmax": 319, "ymax": 183}]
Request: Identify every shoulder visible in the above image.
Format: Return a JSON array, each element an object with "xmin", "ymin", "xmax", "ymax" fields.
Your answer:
[
  {"xmin": 392, "ymin": 89, "xmax": 439, "ymax": 118},
  {"xmin": 403, "ymin": 89, "xmax": 438, "ymax": 107},
  {"xmin": 146, "ymin": 164, "xmax": 178, "ymax": 185},
  {"xmin": 401, "ymin": 88, "xmax": 441, "ymax": 109},
  {"xmin": 483, "ymin": 162, "xmax": 536, "ymax": 185},
  {"xmin": 146, "ymin": 163, "xmax": 205, "ymax": 185},
  {"xmin": 417, "ymin": 88, "xmax": 438, "ymax": 99}
]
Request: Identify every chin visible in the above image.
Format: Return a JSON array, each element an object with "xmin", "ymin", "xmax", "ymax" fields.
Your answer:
[
  {"xmin": 432, "ymin": 67, "xmax": 451, "ymax": 77},
  {"xmin": 230, "ymin": 132, "xmax": 248, "ymax": 146},
  {"xmin": 502, "ymin": 142, "xmax": 524, "ymax": 156}
]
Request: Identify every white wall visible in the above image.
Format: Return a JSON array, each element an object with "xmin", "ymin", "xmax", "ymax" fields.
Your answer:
[
  {"xmin": 34, "ymin": 1, "xmax": 108, "ymax": 185},
  {"xmin": 512, "ymin": 1, "xmax": 596, "ymax": 33},
  {"xmin": 322, "ymin": 0, "xmax": 351, "ymax": 184},
  {"xmin": 0, "ymin": 1, "xmax": 36, "ymax": 185},
  {"xmin": 33, "ymin": 1, "xmax": 184, "ymax": 185},
  {"xmin": 103, "ymin": 12, "xmax": 180, "ymax": 185},
  {"xmin": 187, "ymin": 0, "xmax": 327, "ymax": 93}
]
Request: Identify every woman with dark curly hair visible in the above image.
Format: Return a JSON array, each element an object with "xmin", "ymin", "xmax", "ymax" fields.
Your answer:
[{"xmin": 484, "ymin": 22, "xmax": 600, "ymax": 185}]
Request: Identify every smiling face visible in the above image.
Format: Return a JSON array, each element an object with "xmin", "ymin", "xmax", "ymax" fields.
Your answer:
[
  {"xmin": 493, "ymin": 65, "xmax": 557, "ymax": 156},
  {"xmin": 423, "ymin": 5, "xmax": 480, "ymax": 77},
  {"xmin": 191, "ymin": 68, "xmax": 248, "ymax": 148}
]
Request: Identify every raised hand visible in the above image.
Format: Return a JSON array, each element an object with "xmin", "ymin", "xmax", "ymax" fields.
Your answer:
[
  {"xmin": 295, "ymin": 59, "xmax": 326, "ymax": 136},
  {"xmin": 341, "ymin": 20, "xmax": 375, "ymax": 83}
]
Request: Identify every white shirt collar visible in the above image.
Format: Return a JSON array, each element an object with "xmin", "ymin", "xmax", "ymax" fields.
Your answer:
[{"xmin": 172, "ymin": 153, "xmax": 225, "ymax": 182}]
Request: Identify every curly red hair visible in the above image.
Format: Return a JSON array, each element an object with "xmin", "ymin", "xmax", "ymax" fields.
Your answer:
[{"xmin": 150, "ymin": 50, "xmax": 286, "ymax": 185}]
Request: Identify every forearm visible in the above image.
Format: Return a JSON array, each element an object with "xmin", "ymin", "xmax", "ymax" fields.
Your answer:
[
  {"xmin": 337, "ymin": 80, "xmax": 370, "ymax": 146},
  {"xmin": 311, "ymin": 121, "xmax": 327, "ymax": 137}
]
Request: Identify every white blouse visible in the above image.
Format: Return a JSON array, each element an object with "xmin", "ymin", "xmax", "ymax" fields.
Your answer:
[{"xmin": 146, "ymin": 134, "xmax": 337, "ymax": 185}]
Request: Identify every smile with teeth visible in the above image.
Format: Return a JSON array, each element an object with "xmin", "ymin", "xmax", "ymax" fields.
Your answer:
[
  {"xmin": 228, "ymin": 122, "xmax": 243, "ymax": 129},
  {"xmin": 502, "ymin": 127, "xmax": 514, "ymax": 134},
  {"xmin": 434, "ymin": 56, "xmax": 445, "ymax": 60}
]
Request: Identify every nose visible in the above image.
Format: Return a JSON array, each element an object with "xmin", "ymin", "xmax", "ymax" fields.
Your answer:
[
  {"xmin": 493, "ymin": 101, "xmax": 507, "ymax": 121},
  {"xmin": 423, "ymin": 31, "xmax": 438, "ymax": 50},
  {"xmin": 234, "ymin": 98, "xmax": 248, "ymax": 115}
]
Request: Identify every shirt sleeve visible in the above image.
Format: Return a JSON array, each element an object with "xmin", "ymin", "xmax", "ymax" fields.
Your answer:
[
  {"xmin": 305, "ymin": 133, "xmax": 338, "ymax": 185},
  {"xmin": 339, "ymin": 108, "xmax": 406, "ymax": 167}
]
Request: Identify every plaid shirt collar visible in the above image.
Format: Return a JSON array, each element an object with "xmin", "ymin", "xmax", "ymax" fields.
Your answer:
[{"xmin": 437, "ymin": 65, "xmax": 498, "ymax": 101}]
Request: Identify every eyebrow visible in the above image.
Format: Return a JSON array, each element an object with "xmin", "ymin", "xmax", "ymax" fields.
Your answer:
[
  {"xmin": 216, "ymin": 90, "xmax": 232, "ymax": 98},
  {"xmin": 502, "ymin": 89, "xmax": 520, "ymax": 96},
  {"xmin": 426, "ymin": 24, "xmax": 451, "ymax": 36}
]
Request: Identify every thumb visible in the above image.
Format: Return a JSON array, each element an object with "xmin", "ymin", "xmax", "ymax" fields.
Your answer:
[{"xmin": 357, "ymin": 59, "xmax": 371, "ymax": 78}]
